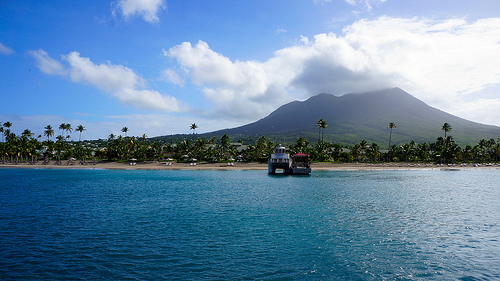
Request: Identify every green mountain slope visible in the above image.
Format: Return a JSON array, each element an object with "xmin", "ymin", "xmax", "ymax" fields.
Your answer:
[{"xmin": 208, "ymin": 88, "xmax": 500, "ymax": 147}]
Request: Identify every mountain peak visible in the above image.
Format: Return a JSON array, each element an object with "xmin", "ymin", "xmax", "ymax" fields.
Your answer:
[{"xmin": 209, "ymin": 88, "xmax": 500, "ymax": 146}]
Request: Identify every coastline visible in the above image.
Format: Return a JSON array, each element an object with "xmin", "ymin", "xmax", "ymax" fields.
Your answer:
[{"xmin": 1, "ymin": 161, "xmax": 499, "ymax": 171}]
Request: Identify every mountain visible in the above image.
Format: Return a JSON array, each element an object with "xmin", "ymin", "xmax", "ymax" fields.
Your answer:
[{"xmin": 207, "ymin": 88, "xmax": 500, "ymax": 147}]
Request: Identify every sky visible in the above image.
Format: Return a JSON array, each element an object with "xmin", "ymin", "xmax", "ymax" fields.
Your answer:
[{"xmin": 1, "ymin": 0, "xmax": 500, "ymax": 140}]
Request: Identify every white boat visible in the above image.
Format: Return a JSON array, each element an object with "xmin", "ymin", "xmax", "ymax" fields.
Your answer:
[{"xmin": 268, "ymin": 145, "xmax": 291, "ymax": 174}]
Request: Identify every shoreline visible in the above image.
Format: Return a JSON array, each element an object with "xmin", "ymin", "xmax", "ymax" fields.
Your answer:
[{"xmin": 1, "ymin": 161, "xmax": 499, "ymax": 171}]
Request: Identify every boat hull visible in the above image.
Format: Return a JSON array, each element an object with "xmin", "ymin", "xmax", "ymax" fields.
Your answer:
[
  {"xmin": 292, "ymin": 166, "xmax": 312, "ymax": 175},
  {"xmin": 268, "ymin": 162, "xmax": 291, "ymax": 174}
]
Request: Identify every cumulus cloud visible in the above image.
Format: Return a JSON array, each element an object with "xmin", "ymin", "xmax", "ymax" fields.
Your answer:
[
  {"xmin": 0, "ymin": 42, "xmax": 15, "ymax": 55},
  {"xmin": 114, "ymin": 88, "xmax": 180, "ymax": 111},
  {"xmin": 112, "ymin": 0, "xmax": 166, "ymax": 23},
  {"xmin": 28, "ymin": 49, "xmax": 66, "ymax": 75},
  {"xmin": 62, "ymin": 51, "xmax": 145, "ymax": 92},
  {"xmin": 165, "ymin": 41, "xmax": 285, "ymax": 120},
  {"xmin": 334, "ymin": 17, "xmax": 500, "ymax": 105},
  {"xmin": 29, "ymin": 50, "xmax": 180, "ymax": 112},
  {"xmin": 161, "ymin": 68, "xmax": 185, "ymax": 86},
  {"xmin": 164, "ymin": 16, "xmax": 500, "ymax": 125}
]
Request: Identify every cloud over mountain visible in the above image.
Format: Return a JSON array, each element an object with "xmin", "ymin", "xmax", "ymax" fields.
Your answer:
[{"xmin": 164, "ymin": 16, "xmax": 500, "ymax": 125}]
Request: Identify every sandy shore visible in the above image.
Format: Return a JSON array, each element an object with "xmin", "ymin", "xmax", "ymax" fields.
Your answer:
[{"xmin": 1, "ymin": 161, "xmax": 499, "ymax": 171}]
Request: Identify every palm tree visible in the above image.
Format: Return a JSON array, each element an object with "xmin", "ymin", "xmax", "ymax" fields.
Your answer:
[
  {"xmin": 359, "ymin": 139, "xmax": 368, "ymax": 161},
  {"xmin": 315, "ymin": 119, "xmax": 327, "ymax": 142},
  {"xmin": 388, "ymin": 122, "xmax": 396, "ymax": 148},
  {"xmin": 142, "ymin": 133, "xmax": 147, "ymax": 141},
  {"xmin": 387, "ymin": 122, "xmax": 397, "ymax": 162},
  {"xmin": 22, "ymin": 129, "xmax": 34, "ymax": 138},
  {"xmin": 64, "ymin": 123, "xmax": 72, "ymax": 139},
  {"xmin": 190, "ymin": 123, "xmax": 198, "ymax": 140},
  {"xmin": 315, "ymin": 119, "xmax": 323, "ymax": 142},
  {"xmin": 320, "ymin": 119, "xmax": 328, "ymax": 141},
  {"xmin": 44, "ymin": 125, "xmax": 55, "ymax": 141},
  {"xmin": 442, "ymin": 123, "xmax": 452, "ymax": 138},
  {"xmin": 59, "ymin": 123, "xmax": 66, "ymax": 138},
  {"xmin": 121, "ymin": 127, "xmax": 129, "ymax": 137},
  {"xmin": 2, "ymin": 122, "xmax": 11, "ymax": 142},
  {"xmin": 3, "ymin": 121, "xmax": 12, "ymax": 130},
  {"xmin": 76, "ymin": 125, "xmax": 86, "ymax": 142}
]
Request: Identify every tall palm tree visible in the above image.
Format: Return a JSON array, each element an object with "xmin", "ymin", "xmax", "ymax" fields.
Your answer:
[
  {"xmin": 442, "ymin": 123, "xmax": 452, "ymax": 138},
  {"xmin": 121, "ymin": 127, "xmax": 129, "ymax": 137},
  {"xmin": 2, "ymin": 121, "xmax": 12, "ymax": 142},
  {"xmin": 315, "ymin": 119, "xmax": 327, "ymax": 142},
  {"xmin": 64, "ymin": 123, "xmax": 72, "ymax": 139},
  {"xmin": 320, "ymin": 119, "xmax": 328, "ymax": 141},
  {"xmin": 0, "ymin": 126, "xmax": 4, "ymax": 142},
  {"xmin": 387, "ymin": 122, "xmax": 397, "ymax": 162},
  {"xmin": 315, "ymin": 119, "xmax": 323, "ymax": 142},
  {"xmin": 388, "ymin": 122, "xmax": 397, "ymax": 149},
  {"xmin": 59, "ymin": 123, "xmax": 66, "ymax": 138},
  {"xmin": 76, "ymin": 125, "xmax": 86, "ymax": 142},
  {"xmin": 44, "ymin": 125, "xmax": 55, "ymax": 141},
  {"xmin": 190, "ymin": 123, "xmax": 198, "ymax": 141}
]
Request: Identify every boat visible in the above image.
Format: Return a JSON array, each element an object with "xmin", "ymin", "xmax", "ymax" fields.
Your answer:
[
  {"xmin": 268, "ymin": 145, "xmax": 311, "ymax": 175},
  {"xmin": 291, "ymin": 153, "xmax": 312, "ymax": 175},
  {"xmin": 268, "ymin": 145, "xmax": 291, "ymax": 174}
]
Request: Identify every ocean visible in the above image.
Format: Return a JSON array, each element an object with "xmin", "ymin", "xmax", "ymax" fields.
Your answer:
[{"xmin": 0, "ymin": 168, "xmax": 499, "ymax": 280}]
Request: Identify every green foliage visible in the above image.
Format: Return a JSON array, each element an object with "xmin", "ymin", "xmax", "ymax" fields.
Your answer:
[{"xmin": 1, "ymin": 121, "xmax": 500, "ymax": 165}]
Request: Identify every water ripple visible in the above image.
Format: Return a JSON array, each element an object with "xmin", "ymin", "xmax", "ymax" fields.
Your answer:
[{"xmin": 0, "ymin": 169, "xmax": 499, "ymax": 280}]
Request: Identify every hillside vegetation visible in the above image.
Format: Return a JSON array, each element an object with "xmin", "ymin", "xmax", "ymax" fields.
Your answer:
[{"xmin": 202, "ymin": 88, "xmax": 500, "ymax": 148}]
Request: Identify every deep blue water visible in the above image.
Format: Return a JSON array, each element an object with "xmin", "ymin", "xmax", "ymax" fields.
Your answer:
[{"xmin": 0, "ymin": 168, "xmax": 499, "ymax": 280}]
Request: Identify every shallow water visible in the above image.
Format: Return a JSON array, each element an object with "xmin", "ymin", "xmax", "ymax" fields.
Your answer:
[{"xmin": 0, "ymin": 168, "xmax": 499, "ymax": 280}]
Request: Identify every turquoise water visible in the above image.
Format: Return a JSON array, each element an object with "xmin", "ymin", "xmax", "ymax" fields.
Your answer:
[{"xmin": 0, "ymin": 168, "xmax": 499, "ymax": 280}]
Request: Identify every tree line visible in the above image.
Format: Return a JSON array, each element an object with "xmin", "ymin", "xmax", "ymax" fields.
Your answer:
[{"xmin": 1, "ymin": 121, "xmax": 499, "ymax": 165}]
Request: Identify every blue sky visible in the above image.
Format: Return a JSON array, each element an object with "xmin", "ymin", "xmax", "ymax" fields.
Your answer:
[{"xmin": 1, "ymin": 0, "xmax": 500, "ymax": 140}]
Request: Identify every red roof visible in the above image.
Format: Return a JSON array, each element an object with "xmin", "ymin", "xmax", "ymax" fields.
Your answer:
[{"xmin": 294, "ymin": 153, "xmax": 308, "ymax": 157}]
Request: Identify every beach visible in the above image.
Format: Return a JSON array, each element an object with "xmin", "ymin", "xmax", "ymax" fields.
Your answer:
[{"xmin": 1, "ymin": 161, "xmax": 498, "ymax": 171}]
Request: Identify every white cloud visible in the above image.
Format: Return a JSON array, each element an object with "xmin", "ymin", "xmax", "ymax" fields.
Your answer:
[
  {"xmin": 334, "ymin": 17, "xmax": 500, "ymax": 107},
  {"xmin": 112, "ymin": 0, "xmax": 166, "ymax": 23},
  {"xmin": 29, "ymin": 50, "xmax": 181, "ymax": 112},
  {"xmin": 62, "ymin": 51, "xmax": 145, "ymax": 92},
  {"xmin": 165, "ymin": 41, "xmax": 285, "ymax": 120},
  {"xmin": 453, "ymin": 98, "xmax": 500, "ymax": 127},
  {"xmin": 0, "ymin": 42, "xmax": 15, "ymax": 55},
  {"xmin": 161, "ymin": 68, "xmax": 185, "ymax": 86},
  {"xmin": 165, "ymin": 17, "xmax": 500, "ymax": 126},
  {"xmin": 27, "ymin": 49, "xmax": 66, "ymax": 75},
  {"xmin": 114, "ymin": 88, "xmax": 180, "ymax": 111}
]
